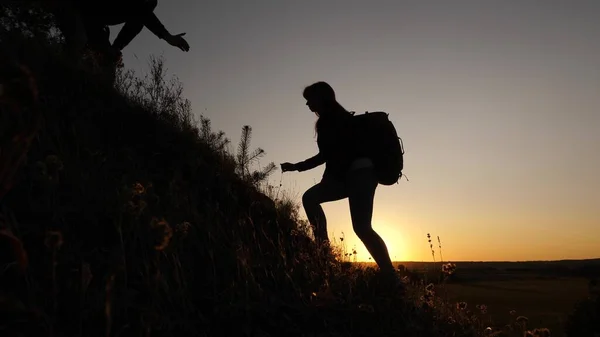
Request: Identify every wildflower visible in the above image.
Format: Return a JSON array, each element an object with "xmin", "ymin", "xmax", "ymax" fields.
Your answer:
[
  {"xmin": 476, "ymin": 304, "xmax": 488, "ymax": 314},
  {"xmin": 509, "ymin": 310, "xmax": 517, "ymax": 315},
  {"xmin": 425, "ymin": 283, "xmax": 435, "ymax": 292},
  {"xmin": 447, "ymin": 316, "xmax": 455, "ymax": 324},
  {"xmin": 517, "ymin": 316, "xmax": 529, "ymax": 330},
  {"xmin": 456, "ymin": 302, "xmax": 467, "ymax": 310},
  {"xmin": 531, "ymin": 328, "xmax": 551, "ymax": 337},
  {"xmin": 150, "ymin": 217, "xmax": 173, "ymax": 251},
  {"xmin": 132, "ymin": 182, "xmax": 145, "ymax": 195},
  {"xmin": 442, "ymin": 262, "xmax": 457, "ymax": 275},
  {"xmin": 427, "ymin": 233, "xmax": 435, "ymax": 261},
  {"xmin": 484, "ymin": 327, "xmax": 493, "ymax": 335},
  {"xmin": 44, "ymin": 230, "xmax": 63, "ymax": 250}
]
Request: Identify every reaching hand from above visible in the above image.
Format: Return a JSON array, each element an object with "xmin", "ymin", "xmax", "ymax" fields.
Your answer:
[{"xmin": 164, "ymin": 32, "xmax": 190, "ymax": 52}]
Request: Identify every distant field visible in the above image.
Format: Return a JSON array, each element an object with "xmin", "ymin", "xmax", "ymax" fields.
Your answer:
[
  {"xmin": 356, "ymin": 260, "xmax": 598, "ymax": 336},
  {"xmin": 441, "ymin": 277, "xmax": 589, "ymax": 336}
]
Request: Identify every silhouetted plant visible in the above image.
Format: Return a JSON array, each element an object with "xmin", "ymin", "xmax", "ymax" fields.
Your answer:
[
  {"xmin": 198, "ymin": 115, "xmax": 229, "ymax": 154},
  {"xmin": 427, "ymin": 233, "xmax": 436, "ymax": 263},
  {"xmin": 438, "ymin": 235, "xmax": 444, "ymax": 263},
  {"xmin": 115, "ymin": 55, "xmax": 196, "ymax": 132},
  {"xmin": 235, "ymin": 124, "xmax": 277, "ymax": 186}
]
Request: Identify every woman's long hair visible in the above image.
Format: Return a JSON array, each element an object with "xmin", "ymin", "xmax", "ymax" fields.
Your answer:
[{"xmin": 302, "ymin": 81, "xmax": 352, "ymax": 137}]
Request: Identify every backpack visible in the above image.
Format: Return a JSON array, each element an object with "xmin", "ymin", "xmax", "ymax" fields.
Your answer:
[{"xmin": 351, "ymin": 111, "xmax": 405, "ymax": 185}]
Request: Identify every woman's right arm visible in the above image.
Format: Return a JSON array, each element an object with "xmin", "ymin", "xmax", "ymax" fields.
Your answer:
[{"xmin": 294, "ymin": 152, "xmax": 325, "ymax": 172}]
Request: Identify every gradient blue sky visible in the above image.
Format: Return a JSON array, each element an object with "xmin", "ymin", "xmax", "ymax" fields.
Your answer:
[{"xmin": 114, "ymin": 0, "xmax": 599, "ymax": 262}]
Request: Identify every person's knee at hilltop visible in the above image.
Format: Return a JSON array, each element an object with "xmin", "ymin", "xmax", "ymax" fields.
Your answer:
[{"xmin": 49, "ymin": 0, "xmax": 189, "ymax": 64}]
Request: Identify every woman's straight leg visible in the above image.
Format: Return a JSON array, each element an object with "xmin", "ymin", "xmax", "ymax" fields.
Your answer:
[{"xmin": 347, "ymin": 168, "xmax": 395, "ymax": 273}]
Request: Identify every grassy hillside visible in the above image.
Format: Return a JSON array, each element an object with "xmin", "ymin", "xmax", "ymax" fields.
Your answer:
[
  {"xmin": 1, "ymin": 22, "xmax": 598, "ymax": 337},
  {"xmin": 0, "ymin": 31, "xmax": 453, "ymax": 337}
]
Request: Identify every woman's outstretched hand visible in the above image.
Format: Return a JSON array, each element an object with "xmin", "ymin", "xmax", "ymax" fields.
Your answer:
[{"xmin": 280, "ymin": 162, "xmax": 297, "ymax": 172}]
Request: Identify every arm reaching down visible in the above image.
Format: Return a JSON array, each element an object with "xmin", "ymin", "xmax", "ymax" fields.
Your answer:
[
  {"xmin": 112, "ymin": 20, "xmax": 145, "ymax": 51},
  {"xmin": 112, "ymin": 6, "xmax": 189, "ymax": 52},
  {"xmin": 143, "ymin": 13, "xmax": 190, "ymax": 51},
  {"xmin": 142, "ymin": 11, "xmax": 170, "ymax": 40}
]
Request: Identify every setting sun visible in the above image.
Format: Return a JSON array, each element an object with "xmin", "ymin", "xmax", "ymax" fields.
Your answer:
[{"xmin": 349, "ymin": 217, "xmax": 411, "ymax": 263}]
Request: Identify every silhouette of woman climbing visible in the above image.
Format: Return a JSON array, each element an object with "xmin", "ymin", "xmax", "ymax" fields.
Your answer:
[{"xmin": 281, "ymin": 81, "xmax": 396, "ymax": 276}]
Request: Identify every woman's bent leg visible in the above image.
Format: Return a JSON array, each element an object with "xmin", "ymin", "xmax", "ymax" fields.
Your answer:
[{"xmin": 302, "ymin": 179, "xmax": 347, "ymax": 245}]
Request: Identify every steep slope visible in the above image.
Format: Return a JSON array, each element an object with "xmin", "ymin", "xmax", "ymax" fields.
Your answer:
[
  {"xmin": 0, "ymin": 34, "xmax": 335, "ymax": 337},
  {"xmin": 0, "ymin": 33, "xmax": 487, "ymax": 337}
]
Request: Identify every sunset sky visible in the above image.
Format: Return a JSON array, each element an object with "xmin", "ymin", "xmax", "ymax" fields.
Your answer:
[{"xmin": 115, "ymin": 0, "xmax": 599, "ymax": 262}]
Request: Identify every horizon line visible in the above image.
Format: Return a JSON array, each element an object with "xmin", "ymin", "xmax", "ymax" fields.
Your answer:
[{"xmin": 356, "ymin": 258, "xmax": 600, "ymax": 264}]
